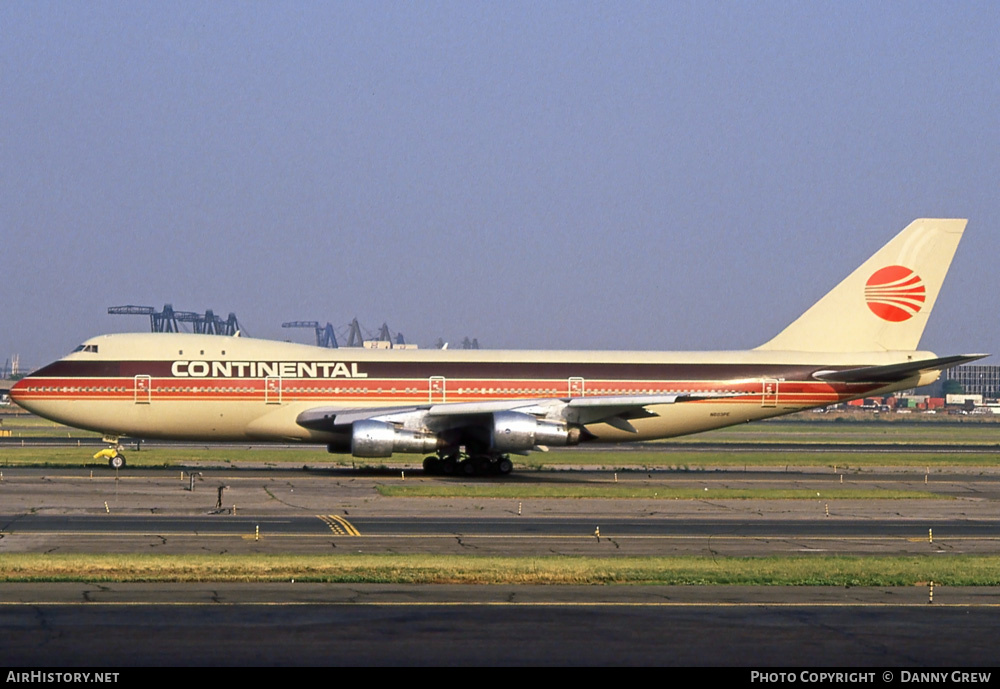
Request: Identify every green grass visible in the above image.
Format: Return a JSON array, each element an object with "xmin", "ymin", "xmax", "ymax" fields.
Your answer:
[
  {"xmin": 1, "ymin": 553, "xmax": 997, "ymax": 585},
  {"xmin": 0, "ymin": 414, "xmax": 66, "ymax": 428},
  {"xmin": 3, "ymin": 416, "xmax": 1000, "ymax": 467},
  {"xmin": 678, "ymin": 419, "xmax": 1000, "ymax": 445},
  {"xmin": 0, "ymin": 414, "xmax": 100, "ymax": 438},
  {"xmin": 2, "ymin": 444, "xmax": 1000, "ymax": 469},
  {"xmin": 531, "ymin": 449, "xmax": 1000, "ymax": 469},
  {"xmin": 0, "ymin": 446, "xmax": 355, "ymax": 467}
]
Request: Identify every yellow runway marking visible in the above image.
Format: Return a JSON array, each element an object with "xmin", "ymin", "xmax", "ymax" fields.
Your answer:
[{"xmin": 317, "ymin": 514, "xmax": 361, "ymax": 536}]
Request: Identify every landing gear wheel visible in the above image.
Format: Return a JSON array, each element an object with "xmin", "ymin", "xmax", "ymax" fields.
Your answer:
[
  {"xmin": 424, "ymin": 452, "xmax": 514, "ymax": 478},
  {"xmin": 472, "ymin": 455, "xmax": 492, "ymax": 475},
  {"xmin": 109, "ymin": 453, "xmax": 126, "ymax": 469}
]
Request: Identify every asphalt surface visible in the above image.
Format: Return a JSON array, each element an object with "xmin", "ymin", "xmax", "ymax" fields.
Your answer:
[
  {"xmin": 3, "ymin": 583, "xmax": 1000, "ymax": 667},
  {"xmin": 3, "ymin": 462, "xmax": 1000, "ymax": 666}
]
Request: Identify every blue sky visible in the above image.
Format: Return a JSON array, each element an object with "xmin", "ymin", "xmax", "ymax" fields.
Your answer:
[{"xmin": 3, "ymin": 2, "xmax": 998, "ymax": 367}]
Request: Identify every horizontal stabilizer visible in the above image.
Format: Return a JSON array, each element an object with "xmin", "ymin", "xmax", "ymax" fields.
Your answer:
[
  {"xmin": 563, "ymin": 392, "xmax": 740, "ymax": 407},
  {"xmin": 812, "ymin": 354, "xmax": 988, "ymax": 383}
]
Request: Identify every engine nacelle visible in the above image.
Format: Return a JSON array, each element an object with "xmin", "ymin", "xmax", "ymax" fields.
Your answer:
[
  {"xmin": 349, "ymin": 419, "xmax": 441, "ymax": 458},
  {"xmin": 491, "ymin": 411, "xmax": 581, "ymax": 452}
]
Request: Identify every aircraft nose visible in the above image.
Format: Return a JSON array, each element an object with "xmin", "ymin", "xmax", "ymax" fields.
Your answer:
[{"xmin": 9, "ymin": 377, "xmax": 30, "ymax": 405}]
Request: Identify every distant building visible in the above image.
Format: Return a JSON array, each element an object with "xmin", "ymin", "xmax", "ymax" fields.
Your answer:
[
  {"xmin": 946, "ymin": 394, "xmax": 983, "ymax": 406},
  {"xmin": 942, "ymin": 365, "xmax": 1000, "ymax": 398}
]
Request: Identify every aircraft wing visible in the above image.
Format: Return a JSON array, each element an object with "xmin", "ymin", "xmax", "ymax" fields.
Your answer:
[
  {"xmin": 812, "ymin": 354, "xmax": 988, "ymax": 383},
  {"xmin": 296, "ymin": 391, "xmax": 741, "ymax": 435}
]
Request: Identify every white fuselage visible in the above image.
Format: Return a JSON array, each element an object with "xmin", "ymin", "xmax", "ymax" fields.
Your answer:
[{"xmin": 11, "ymin": 333, "xmax": 934, "ymax": 445}]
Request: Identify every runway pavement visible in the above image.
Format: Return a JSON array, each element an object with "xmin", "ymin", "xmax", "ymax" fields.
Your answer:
[
  {"xmin": 3, "ymin": 463, "xmax": 1000, "ymax": 666},
  {"xmin": 2, "ymin": 583, "xmax": 1000, "ymax": 666}
]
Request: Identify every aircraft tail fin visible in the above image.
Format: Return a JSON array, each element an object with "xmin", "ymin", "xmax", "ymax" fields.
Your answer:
[{"xmin": 756, "ymin": 218, "xmax": 967, "ymax": 352}]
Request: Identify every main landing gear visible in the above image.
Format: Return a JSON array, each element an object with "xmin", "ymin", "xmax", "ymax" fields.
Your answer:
[{"xmin": 422, "ymin": 452, "xmax": 514, "ymax": 477}]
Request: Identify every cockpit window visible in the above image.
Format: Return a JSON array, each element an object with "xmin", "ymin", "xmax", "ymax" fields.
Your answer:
[{"xmin": 72, "ymin": 344, "xmax": 99, "ymax": 353}]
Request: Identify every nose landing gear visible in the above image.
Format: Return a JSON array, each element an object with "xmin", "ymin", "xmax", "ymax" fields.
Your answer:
[{"xmin": 93, "ymin": 437, "xmax": 126, "ymax": 469}]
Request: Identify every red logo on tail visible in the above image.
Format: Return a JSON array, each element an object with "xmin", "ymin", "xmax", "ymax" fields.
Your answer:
[{"xmin": 865, "ymin": 266, "xmax": 925, "ymax": 322}]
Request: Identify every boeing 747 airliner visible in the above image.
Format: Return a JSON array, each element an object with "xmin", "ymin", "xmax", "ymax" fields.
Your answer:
[{"xmin": 12, "ymin": 218, "xmax": 984, "ymax": 475}]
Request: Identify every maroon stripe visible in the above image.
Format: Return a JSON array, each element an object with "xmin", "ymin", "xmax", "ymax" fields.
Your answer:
[{"xmin": 29, "ymin": 359, "xmax": 834, "ymax": 382}]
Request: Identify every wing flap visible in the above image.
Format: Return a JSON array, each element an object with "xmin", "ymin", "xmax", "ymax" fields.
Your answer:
[
  {"xmin": 296, "ymin": 405, "xmax": 424, "ymax": 429},
  {"xmin": 295, "ymin": 392, "xmax": 743, "ymax": 432}
]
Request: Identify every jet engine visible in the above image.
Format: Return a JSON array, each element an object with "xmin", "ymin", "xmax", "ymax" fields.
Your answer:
[
  {"xmin": 337, "ymin": 419, "xmax": 442, "ymax": 458},
  {"xmin": 490, "ymin": 411, "xmax": 582, "ymax": 452}
]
